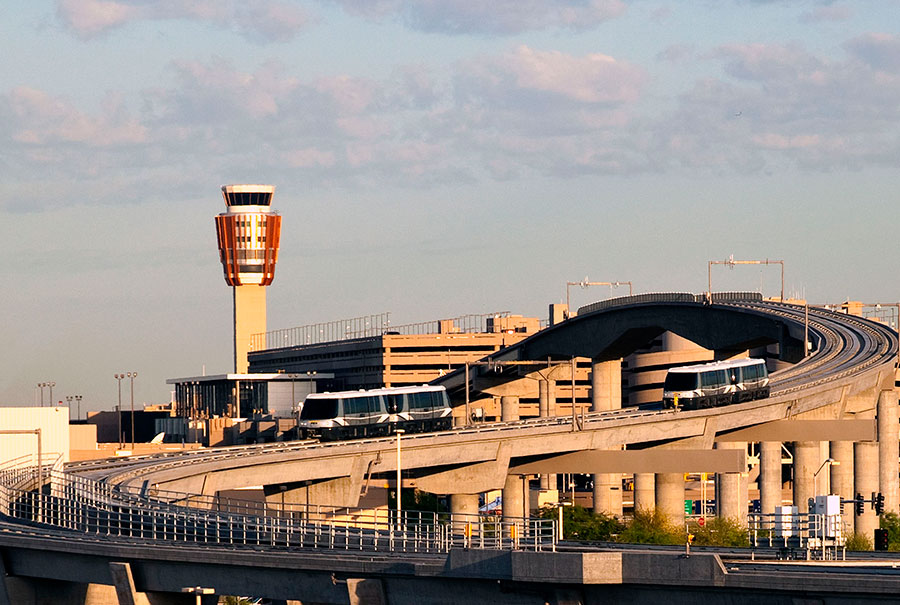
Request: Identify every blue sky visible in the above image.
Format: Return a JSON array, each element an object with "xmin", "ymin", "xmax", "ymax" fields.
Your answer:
[{"xmin": 2, "ymin": 0, "xmax": 900, "ymax": 410}]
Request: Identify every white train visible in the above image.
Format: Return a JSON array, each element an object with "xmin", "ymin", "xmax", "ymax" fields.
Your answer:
[
  {"xmin": 662, "ymin": 358, "xmax": 769, "ymax": 410},
  {"xmin": 298, "ymin": 384, "xmax": 452, "ymax": 441}
]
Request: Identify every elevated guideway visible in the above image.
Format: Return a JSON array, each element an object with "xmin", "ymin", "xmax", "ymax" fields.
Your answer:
[{"xmin": 69, "ymin": 294, "xmax": 898, "ymax": 505}]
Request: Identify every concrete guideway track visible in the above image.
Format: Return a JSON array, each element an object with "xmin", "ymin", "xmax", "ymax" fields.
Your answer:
[{"xmin": 70, "ymin": 296, "xmax": 898, "ymax": 499}]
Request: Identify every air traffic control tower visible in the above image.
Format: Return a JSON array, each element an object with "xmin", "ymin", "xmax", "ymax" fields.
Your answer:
[{"xmin": 214, "ymin": 185, "xmax": 282, "ymax": 373}]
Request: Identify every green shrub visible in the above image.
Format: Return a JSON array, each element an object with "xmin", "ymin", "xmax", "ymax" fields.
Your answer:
[
  {"xmin": 617, "ymin": 509, "xmax": 684, "ymax": 545},
  {"xmin": 688, "ymin": 517, "xmax": 750, "ymax": 547},
  {"xmin": 879, "ymin": 512, "xmax": 900, "ymax": 551},
  {"xmin": 845, "ymin": 532, "xmax": 873, "ymax": 551},
  {"xmin": 538, "ymin": 505, "xmax": 624, "ymax": 541}
]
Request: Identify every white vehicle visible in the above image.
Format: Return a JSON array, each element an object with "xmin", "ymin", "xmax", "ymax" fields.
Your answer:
[
  {"xmin": 298, "ymin": 385, "xmax": 452, "ymax": 440},
  {"xmin": 663, "ymin": 358, "xmax": 769, "ymax": 410}
]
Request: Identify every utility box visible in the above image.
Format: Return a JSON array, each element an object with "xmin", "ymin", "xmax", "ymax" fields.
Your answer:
[
  {"xmin": 812, "ymin": 495, "xmax": 842, "ymax": 539},
  {"xmin": 774, "ymin": 505, "xmax": 799, "ymax": 537}
]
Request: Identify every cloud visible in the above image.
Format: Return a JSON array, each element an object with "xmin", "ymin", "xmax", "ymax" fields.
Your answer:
[
  {"xmin": 6, "ymin": 35, "xmax": 900, "ymax": 213},
  {"xmin": 7, "ymin": 87, "xmax": 147, "ymax": 146},
  {"xmin": 459, "ymin": 45, "xmax": 645, "ymax": 106},
  {"xmin": 56, "ymin": 0, "xmax": 311, "ymax": 41},
  {"xmin": 798, "ymin": 5, "xmax": 852, "ymax": 23},
  {"xmin": 844, "ymin": 33, "xmax": 900, "ymax": 74},
  {"xmin": 333, "ymin": 0, "xmax": 627, "ymax": 34}
]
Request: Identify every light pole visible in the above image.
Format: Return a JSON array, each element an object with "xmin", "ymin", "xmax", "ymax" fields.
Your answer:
[
  {"xmin": 127, "ymin": 371, "xmax": 137, "ymax": 449},
  {"xmin": 814, "ymin": 458, "xmax": 839, "ymax": 497},
  {"xmin": 396, "ymin": 429, "xmax": 405, "ymax": 530},
  {"xmin": 181, "ymin": 586, "xmax": 214, "ymax": 605},
  {"xmin": 74, "ymin": 395, "xmax": 82, "ymax": 421},
  {"xmin": 565, "ymin": 279, "xmax": 633, "ymax": 319},
  {"xmin": 65, "ymin": 396, "xmax": 73, "ymax": 421},
  {"xmin": 114, "ymin": 374, "xmax": 125, "ymax": 448},
  {"xmin": 37, "ymin": 383, "xmax": 45, "ymax": 407},
  {"xmin": 48, "ymin": 381, "xmax": 55, "ymax": 406}
]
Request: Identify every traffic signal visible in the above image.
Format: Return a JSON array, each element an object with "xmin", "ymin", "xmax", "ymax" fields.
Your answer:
[
  {"xmin": 875, "ymin": 492, "xmax": 885, "ymax": 515},
  {"xmin": 855, "ymin": 493, "xmax": 865, "ymax": 515},
  {"xmin": 875, "ymin": 528, "xmax": 889, "ymax": 551}
]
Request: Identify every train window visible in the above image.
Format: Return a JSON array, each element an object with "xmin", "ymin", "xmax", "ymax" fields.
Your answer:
[
  {"xmin": 409, "ymin": 392, "xmax": 427, "ymax": 409},
  {"xmin": 300, "ymin": 399, "xmax": 339, "ymax": 420},
  {"xmin": 345, "ymin": 398, "xmax": 362, "ymax": 415},
  {"xmin": 386, "ymin": 394, "xmax": 402, "ymax": 413},
  {"xmin": 664, "ymin": 373, "xmax": 698, "ymax": 391}
]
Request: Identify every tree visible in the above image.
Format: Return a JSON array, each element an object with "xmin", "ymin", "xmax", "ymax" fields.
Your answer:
[
  {"xmin": 538, "ymin": 505, "xmax": 624, "ymax": 541},
  {"xmin": 616, "ymin": 509, "xmax": 684, "ymax": 545}
]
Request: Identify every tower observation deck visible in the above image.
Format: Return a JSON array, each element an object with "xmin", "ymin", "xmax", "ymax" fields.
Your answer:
[{"xmin": 215, "ymin": 185, "xmax": 283, "ymax": 373}]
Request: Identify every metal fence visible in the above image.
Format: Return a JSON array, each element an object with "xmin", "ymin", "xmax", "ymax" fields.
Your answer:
[
  {"xmin": 748, "ymin": 512, "xmax": 845, "ymax": 560},
  {"xmin": 251, "ymin": 311, "xmax": 514, "ymax": 351},
  {"xmin": 0, "ymin": 467, "xmax": 556, "ymax": 554}
]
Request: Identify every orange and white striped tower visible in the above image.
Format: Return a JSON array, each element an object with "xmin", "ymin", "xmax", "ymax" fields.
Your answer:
[{"xmin": 214, "ymin": 185, "xmax": 282, "ymax": 373}]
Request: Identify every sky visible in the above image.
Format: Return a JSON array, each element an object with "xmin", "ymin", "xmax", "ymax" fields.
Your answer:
[{"xmin": 2, "ymin": 0, "xmax": 900, "ymax": 412}]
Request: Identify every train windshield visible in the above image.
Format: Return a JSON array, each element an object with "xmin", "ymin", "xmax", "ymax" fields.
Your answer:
[
  {"xmin": 300, "ymin": 399, "xmax": 339, "ymax": 420},
  {"xmin": 664, "ymin": 372, "xmax": 699, "ymax": 391}
]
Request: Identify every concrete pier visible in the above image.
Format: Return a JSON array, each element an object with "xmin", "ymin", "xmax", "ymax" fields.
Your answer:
[
  {"xmin": 502, "ymin": 474, "xmax": 527, "ymax": 524},
  {"xmin": 855, "ymin": 438, "xmax": 879, "ymax": 540},
  {"xmin": 500, "ymin": 396, "xmax": 519, "ymax": 422},
  {"xmin": 830, "ymin": 440, "xmax": 854, "ymax": 533},
  {"xmin": 714, "ymin": 442, "xmax": 747, "ymax": 524},
  {"xmin": 655, "ymin": 473, "xmax": 684, "ymax": 525},
  {"xmin": 759, "ymin": 441, "xmax": 782, "ymax": 514},
  {"xmin": 792, "ymin": 441, "xmax": 820, "ymax": 513},
  {"xmin": 877, "ymin": 390, "xmax": 899, "ymax": 514},
  {"xmin": 592, "ymin": 359, "xmax": 622, "ymax": 517},
  {"xmin": 449, "ymin": 494, "xmax": 480, "ymax": 517},
  {"xmin": 538, "ymin": 380, "xmax": 556, "ymax": 491},
  {"xmin": 633, "ymin": 473, "xmax": 655, "ymax": 513}
]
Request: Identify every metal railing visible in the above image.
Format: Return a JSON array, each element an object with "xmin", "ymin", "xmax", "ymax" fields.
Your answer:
[
  {"xmin": 251, "ymin": 311, "xmax": 515, "ymax": 351},
  {"xmin": 0, "ymin": 466, "xmax": 556, "ymax": 554},
  {"xmin": 748, "ymin": 512, "xmax": 846, "ymax": 560}
]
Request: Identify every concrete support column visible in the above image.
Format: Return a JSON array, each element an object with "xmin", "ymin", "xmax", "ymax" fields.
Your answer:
[
  {"xmin": 500, "ymin": 396, "xmax": 519, "ymax": 422},
  {"xmin": 855, "ymin": 439, "xmax": 879, "ymax": 540},
  {"xmin": 715, "ymin": 442, "xmax": 748, "ymax": 525},
  {"xmin": 592, "ymin": 473, "xmax": 622, "ymax": 517},
  {"xmin": 830, "ymin": 440, "xmax": 854, "ymax": 534},
  {"xmin": 793, "ymin": 441, "xmax": 821, "ymax": 513},
  {"xmin": 877, "ymin": 390, "xmax": 900, "ymax": 514},
  {"xmin": 592, "ymin": 359, "xmax": 622, "ymax": 517},
  {"xmin": 759, "ymin": 441, "xmax": 782, "ymax": 514},
  {"xmin": 655, "ymin": 472, "xmax": 685, "ymax": 525},
  {"xmin": 538, "ymin": 380, "xmax": 557, "ymax": 491},
  {"xmin": 503, "ymin": 474, "xmax": 528, "ymax": 523},
  {"xmin": 450, "ymin": 493, "xmax": 480, "ymax": 517},
  {"xmin": 591, "ymin": 359, "xmax": 622, "ymax": 411},
  {"xmin": 633, "ymin": 473, "xmax": 655, "ymax": 513}
]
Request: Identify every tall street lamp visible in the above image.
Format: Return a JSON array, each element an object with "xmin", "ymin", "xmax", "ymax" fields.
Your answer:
[
  {"xmin": 114, "ymin": 374, "xmax": 125, "ymax": 448},
  {"xmin": 65, "ymin": 396, "xmax": 73, "ymax": 421},
  {"xmin": 74, "ymin": 395, "xmax": 82, "ymax": 421},
  {"xmin": 814, "ymin": 458, "xmax": 840, "ymax": 498},
  {"xmin": 127, "ymin": 372, "xmax": 138, "ymax": 449},
  {"xmin": 47, "ymin": 382, "xmax": 55, "ymax": 407},
  {"xmin": 37, "ymin": 383, "xmax": 45, "ymax": 407}
]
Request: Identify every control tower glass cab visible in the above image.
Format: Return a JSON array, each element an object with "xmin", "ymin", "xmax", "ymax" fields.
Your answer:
[
  {"xmin": 215, "ymin": 185, "xmax": 282, "ymax": 286},
  {"xmin": 215, "ymin": 184, "xmax": 282, "ymax": 374}
]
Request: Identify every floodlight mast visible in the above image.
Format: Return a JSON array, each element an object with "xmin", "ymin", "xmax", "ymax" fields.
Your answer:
[{"xmin": 708, "ymin": 257, "xmax": 784, "ymax": 302}]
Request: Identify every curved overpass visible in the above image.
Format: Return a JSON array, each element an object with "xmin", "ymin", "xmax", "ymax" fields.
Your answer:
[{"xmin": 68, "ymin": 295, "xmax": 897, "ymax": 504}]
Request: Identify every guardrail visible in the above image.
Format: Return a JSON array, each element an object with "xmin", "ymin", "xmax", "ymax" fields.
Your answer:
[
  {"xmin": 0, "ymin": 467, "xmax": 556, "ymax": 554},
  {"xmin": 748, "ymin": 512, "xmax": 845, "ymax": 560}
]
